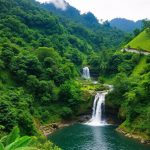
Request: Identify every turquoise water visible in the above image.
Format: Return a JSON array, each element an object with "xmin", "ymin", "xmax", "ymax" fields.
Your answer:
[{"xmin": 48, "ymin": 124, "xmax": 150, "ymax": 150}]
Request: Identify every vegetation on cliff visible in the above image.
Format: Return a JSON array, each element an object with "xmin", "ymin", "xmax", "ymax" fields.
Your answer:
[{"xmin": 106, "ymin": 52, "xmax": 150, "ymax": 139}]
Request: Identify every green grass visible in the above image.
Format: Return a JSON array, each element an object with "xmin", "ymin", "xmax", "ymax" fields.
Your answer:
[
  {"xmin": 126, "ymin": 30, "xmax": 150, "ymax": 52},
  {"xmin": 131, "ymin": 56, "xmax": 146, "ymax": 77}
]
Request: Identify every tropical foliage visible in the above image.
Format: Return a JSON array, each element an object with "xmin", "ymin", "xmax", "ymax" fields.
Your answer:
[{"xmin": 0, "ymin": 126, "xmax": 61, "ymax": 150}]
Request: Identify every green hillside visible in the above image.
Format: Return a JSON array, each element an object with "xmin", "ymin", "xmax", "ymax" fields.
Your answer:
[
  {"xmin": 126, "ymin": 30, "xmax": 150, "ymax": 52},
  {"xmin": 0, "ymin": 0, "xmax": 126, "ymax": 137},
  {"xmin": 0, "ymin": 0, "xmax": 150, "ymax": 147},
  {"xmin": 131, "ymin": 56, "xmax": 146, "ymax": 77}
]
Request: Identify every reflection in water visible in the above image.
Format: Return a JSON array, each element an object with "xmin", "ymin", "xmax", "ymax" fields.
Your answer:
[
  {"xmin": 91, "ymin": 127, "xmax": 108, "ymax": 150},
  {"xmin": 49, "ymin": 124, "xmax": 150, "ymax": 150}
]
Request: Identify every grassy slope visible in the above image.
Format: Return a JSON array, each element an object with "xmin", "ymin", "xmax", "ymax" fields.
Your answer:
[
  {"xmin": 131, "ymin": 56, "xmax": 146, "ymax": 77},
  {"xmin": 126, "ymin": 30, "xmax": 150, "ymax": 52}
]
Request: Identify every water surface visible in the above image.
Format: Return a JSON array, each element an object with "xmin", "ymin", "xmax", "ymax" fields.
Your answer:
[{"xmin": 49, "ymin": 124, "xmax": 150, "ymax": 150}]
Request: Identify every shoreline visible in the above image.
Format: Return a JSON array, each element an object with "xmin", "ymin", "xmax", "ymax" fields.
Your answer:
[
  {"xmin": 39, "ymin": 122, "xmax": 73, "ymax": 136},
  {"xmin": 116, "ymin": 127, "xmax": 150, "ymax": 145},
  {"xmin": 39, "ymin": 116, "xmax": 150, "ymax": 146},
  {"xmin": 39, "ymin": 115, "xmax": 91, "ymax": 136}
]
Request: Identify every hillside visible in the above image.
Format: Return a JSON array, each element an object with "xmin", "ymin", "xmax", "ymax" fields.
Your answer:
[
  {"xmin": 110, "ymin": 18, "xmax": 142, "ymax": 32},
  {"xmin": 0, "ymin": 0, "xmax": 127, "ymax": 135},
  {"xmin": 105, "ymin": 25, "xmax": 150, "ymax": 141},
  {"xmin": 0, "ymin": 0, "xmax": 150, "ymax": 148},
  {"xmin": 41, "ymin": 2, "xmax": 127, "ymax": 49},
  {"xmin": 41, "ymin": 2, "xmax": 100, "ymax": 29},
  {"xmin": 126, "ymin": 30, "xmax": 150, "ymax": 52}
]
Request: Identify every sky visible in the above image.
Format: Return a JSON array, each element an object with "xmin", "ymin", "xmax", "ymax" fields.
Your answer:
[{"xmin": 37, "ymin": 0, "xmax": 150, "ymax": 21}]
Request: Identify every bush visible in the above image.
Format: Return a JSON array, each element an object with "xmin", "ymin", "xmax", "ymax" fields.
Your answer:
[
  {"xmin": 98, "ymin": 76, "xmax": 105, "ymax": 84},
  {"xmin": 0, "ymin": 88, "xmax": 35, "ymax": 134},
  {"xmin": 61, "ymin": 107, "xmax": 73, "ymax": 119},
  {"xmin": 59, "ymin": 80, "xmax": 82, "ymax": 110}
]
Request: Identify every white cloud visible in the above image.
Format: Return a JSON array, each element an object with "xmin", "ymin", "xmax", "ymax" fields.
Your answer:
[
  {"xmin": 38, "ymin": 0, "xmax": 68, "ymax": 10},
  {"xmin": 37, "ymin": 0, "xmax": 150, "ymax": 21}
]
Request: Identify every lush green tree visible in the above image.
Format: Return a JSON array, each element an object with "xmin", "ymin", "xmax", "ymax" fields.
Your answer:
[
  {"xmin": 0, "ymin": 88, "xmax": 35, "ymax": 134},
  {"xmin": 59, "ymin": 80, "xmax": 82, "ymax": 110},
  {"xmin": 10, "ymin": 53, "xmax": 42, "ymax": 82},
  {"xmin": 35, "ymin": 47, "xmax": 61, "ymax": 63},
  {"xmin": 60, "ymin": 107, "xmax": 73, "ymax": 119}
]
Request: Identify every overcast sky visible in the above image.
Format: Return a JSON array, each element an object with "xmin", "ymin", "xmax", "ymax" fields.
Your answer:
[{"xmin": 37, "ymin": 0, "xmax": 150, "ymax": 21}]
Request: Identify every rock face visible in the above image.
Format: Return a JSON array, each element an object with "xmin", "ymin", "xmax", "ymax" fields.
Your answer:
[
  {"xmin": 116, "ymin": 128, "xmax": 150, "ymax": 145},
  {"xmin": 76, "ymin": 115, "xmax": 91, "ymax": 123},
  {"xmin": 40, "ymin": 123, "xmax": 70, "ymax": 136}
]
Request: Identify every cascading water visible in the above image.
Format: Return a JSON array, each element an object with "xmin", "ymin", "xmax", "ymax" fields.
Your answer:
[
  {"xmin": 86, "ymin": 92, "xmax": 108, "ymax": 126},
  {"xmin": 82, "ymin": 67, "xmax": 90, "ymax": 79}
]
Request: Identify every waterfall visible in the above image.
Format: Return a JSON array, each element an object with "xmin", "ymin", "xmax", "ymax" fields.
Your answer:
[
  {"xmin": 82, "ymin": 67, "xmax": 90, "ymax": 79},
  {"xmin": 86, "ymin": 92, "xmax": 108, "ymax": 126}
]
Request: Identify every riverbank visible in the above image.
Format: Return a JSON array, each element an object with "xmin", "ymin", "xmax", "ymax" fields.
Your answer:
[
  {"xmin": 39, "ymin": 122, "xmax": 71, "ymax": 136},
  {"xmin": 39, "ymin": 115, "xmax": 91, "ymax": 136},
  {"xmin": 39, "ymin": 115, "xmax": 150, "ymax": 146},
  {"xmin": 49, "ymin": 124, "xmax": 150, "ymax": 150},
  {"xmin": 116, "ymin": 127, "xmax": 150, "ymax": 145}
]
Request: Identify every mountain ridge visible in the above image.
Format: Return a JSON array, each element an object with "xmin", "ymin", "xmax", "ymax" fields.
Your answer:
[{"xmin": 110, "ymin": 18, "xmax": 143, "ymax": 32}]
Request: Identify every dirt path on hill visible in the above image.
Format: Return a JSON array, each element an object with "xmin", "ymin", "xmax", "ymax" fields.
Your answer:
[{"xmin": 121, "ymin": 48, "xmax": 150, "ymax": 55}]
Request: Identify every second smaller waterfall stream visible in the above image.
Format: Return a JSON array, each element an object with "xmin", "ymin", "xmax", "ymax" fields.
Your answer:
[
  {"xmin": 85, "ymin": 92, "xmax": 108, "ymax": 126},
  {"xmin": 82, "ymin": 67, "xmax": 90, "ymax": 79}
]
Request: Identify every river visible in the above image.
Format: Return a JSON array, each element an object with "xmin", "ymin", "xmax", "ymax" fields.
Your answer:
[{"xmin": 48, "ymin": 123, "xmax": 150, "ymax": 150}]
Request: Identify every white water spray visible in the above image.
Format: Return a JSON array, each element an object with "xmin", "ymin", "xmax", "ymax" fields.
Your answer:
[
  {"xmin": 86, "ymin": 92, "xmax": 108, "ymax": 126},
  {"xmin": 82, "ymin": 67, "xmax": 90, "ymax": 79}
]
